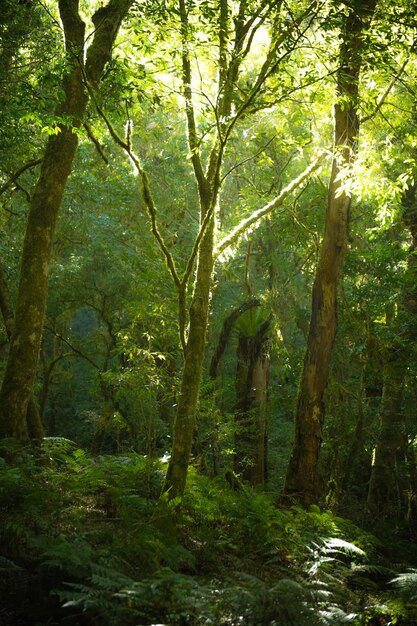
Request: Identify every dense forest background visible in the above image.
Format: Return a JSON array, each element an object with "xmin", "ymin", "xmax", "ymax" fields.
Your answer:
[{"xmin": 2, "ymin": 0, "xmax": 417, "ymax": 624}]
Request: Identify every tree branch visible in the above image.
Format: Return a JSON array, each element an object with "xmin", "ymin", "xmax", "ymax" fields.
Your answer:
[
  {"xmin": 214, "ymin": 153, "xmax": 326, "ymax": 258},
  {"xmin": 84, "ymin": 74, "xmax": 182, "ymax": 291},
  {"xmin": 224, "ymin": 1, "xmax": 318, "ymax": 143},
  {"xmin": 361, "ymin": 52, "xmax": 412, "ymax": 124},
  {"xmin": 220, "ymin": 134, "xmax": 277, "ymax": 184},
  {"xmin": 209, "ymin": 298, "xmax": 260, "ymax": 378},
  {"xmin": 83, "ymin": 121, "xmax": 109, "ymax": 164},
  {"xmin": 0, "ymin": 158, "xmax": 42, "ymax": 197},
  {"xmin": 179, "ymin": 0, "xmax": 208, "ymax": 198},
  {"xmin": 83, "ymin": 74, "xmax": 190, "ymax": 349},
  {"xmin": 44, "ymin": 324, "xmax": 101, "ymax": 370}
]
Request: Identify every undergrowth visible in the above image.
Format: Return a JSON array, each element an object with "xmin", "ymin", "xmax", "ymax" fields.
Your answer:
[{"xmin": 0, "ymin": 439, "xmax": 416, "ymax": 626}]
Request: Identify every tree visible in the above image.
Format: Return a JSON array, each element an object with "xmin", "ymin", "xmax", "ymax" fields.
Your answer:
[
  {"xmin": 0, "ymin": 260, "xmax": 43, "ymax": 438},
  {"xmin": 0, "ymin": 0, "xmax": 133, "ymax": 439},
  {"xmin": 283, "ymin": 0, "xmax": 377, "ymax": 505},
  {"xmin": 234, "ymin": 307, "xmax": 271, "ymax": 485},
  {"xmin": 161, "ymin": 0, "xmax": 325, "ymax": 498}
]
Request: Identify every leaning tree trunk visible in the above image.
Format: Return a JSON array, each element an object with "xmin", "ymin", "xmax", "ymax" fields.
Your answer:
[
  {"xmin": 0, "ymin": 0, "xmax": 132, "ymax": 440},
  {"xmin": 282, "ymin": 0, "xmax": 376, "ymax": 505}
]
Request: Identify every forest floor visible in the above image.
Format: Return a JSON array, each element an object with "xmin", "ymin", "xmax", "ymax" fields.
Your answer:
[{"xmin": 1, "ymin": 440, "xmax": 417, "ymax": 626}]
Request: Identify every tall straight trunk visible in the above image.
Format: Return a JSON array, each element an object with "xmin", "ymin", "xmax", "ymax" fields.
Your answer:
[
  {"xmin": 0, "ymin": 0, "xmax": 132, "ymax": 440},
  {"xmin": 283, "ymin": 0, "xmax": 376, "ymax": 505}
]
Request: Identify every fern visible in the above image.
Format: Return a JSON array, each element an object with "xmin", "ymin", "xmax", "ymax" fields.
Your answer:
[
  {"xmin": 42, "ymin": 437, "xmax": 89, "ymax": 470},
  {"xmin": 57, "ymin": 559, "xmax": 136, "ymax": 623},
  {"xmin": 391, "ymin": 569, "xmax": 417, "ymax": 601},
  {"xmin": 32, "ymin": 536, "xmax": 95, "ymax": 578}
]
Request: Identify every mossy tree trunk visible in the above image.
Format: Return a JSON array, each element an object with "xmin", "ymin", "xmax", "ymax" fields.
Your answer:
[
  {"xmin": 0, "ymin": 0, "xmax": 132, "ymax": 440},
  {"xmin": 282, "ymin": 0, "xmax": 377, "ymax": 506},
  {"xmin": 163, "ymin": 0, "xmax": 227, "ymax": 498},
  {"xmin": 164, "ymin": 205, "xmax": 215, "ymax": 497},
  {"xmin": 0, "ymin": 262, "xmax": 44, "ymax": 439}
]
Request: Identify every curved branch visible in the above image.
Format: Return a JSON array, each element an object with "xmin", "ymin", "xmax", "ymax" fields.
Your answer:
[
  {"xmin": 0, "ymin": 158, "xmax": 42, "ymax": 197},
  {"xmin": 83, "ymin": 122, "xmax": 109, "ymax": 164},
  {"xmin": 220, "ymin": 134, "xmax": 277, "ymax": 184},
  {"xmin": 85, "ymin": 76, "xmax": 181, "ymax": 291},
  {"xmin": 361, "ymin": 51, "xmax": 412, "ymax": 124},
  {"xmin": 209, "ymin": 298, "xmax": 260, "ymax": 379}
]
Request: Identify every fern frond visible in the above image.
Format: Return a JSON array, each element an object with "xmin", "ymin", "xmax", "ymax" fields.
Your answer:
[{"xmin": 390, "ymin": 569, "xmax": 417, "ymax": 600}]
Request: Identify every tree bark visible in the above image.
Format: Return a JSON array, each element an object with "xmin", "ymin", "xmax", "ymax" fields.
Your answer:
[
  {"xmin": 234, "ymin": 319, "xmax": 270, "ymax": 485},
  {"xmin": 0, "ymin": 0, "xmax": 132, "ymax": 439},
  {"xmin": 0, "ymin": 262, "xmax": 44, "ymax": 439},
  {"xmin": 282, "ymin": 0, "xmax": 377, "ymax": 505},
  {"xmin": 164, "ymin": 208, "xmax": 215, "ymax": 498}
]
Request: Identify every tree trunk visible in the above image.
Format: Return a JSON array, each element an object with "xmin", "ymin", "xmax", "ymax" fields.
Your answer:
[
  {"xmin": 234, "ymin": 320, "xmax": 270, "ymax": 485},
  {"xmin": 0, "ymin": 261, "xmax": 44, "ymax": 439},
  {"xmin": 0, "ymin": 0, "xmax": 132, "ymax": 440},
  {"xmin": 367, "ymin": 359, "xmax": 407, "ymax": 518},
  {"xmin": 164, "ymin": 214, "xmax": 215, "ymax": 498},
  {"xmin": 162, "ymin": 0, "xmax": 324, "ymax": 499},
  {"xmin": 282, "ymin": 0, "xmax": 376, "ymax": 505}
]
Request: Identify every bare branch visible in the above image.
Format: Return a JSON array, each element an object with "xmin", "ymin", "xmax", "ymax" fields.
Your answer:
[
  {"xmin": 83, "ymin": 121, "xmax": 109, "ymax": 164},
  {"xmin": 220, "ymin": 134, "xmax": 277, "ymax": 184},
  {"xmin": 0, "ymin": 158, "xmax": 42, "ymax": 197},
  {"xmin": 361, "ymin": 52, "xmax": 413, "ymax": 124},
  {"xmin": 44, "ymin": 324, "xmax": 101, "ymax": 370}
]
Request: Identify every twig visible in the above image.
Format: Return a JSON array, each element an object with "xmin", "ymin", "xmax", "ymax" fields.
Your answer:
[
  {"xmin": 83, "ymin": 122, "xmax": 109, "ymax": 164},
  {"xmin": 0, "ymin": 158, "xmax": 42, "ymax": 197},
  {"xmin": 220, "ymin": 134, "xmax": 277, "ymax": 184},
  {"xmin": 44, "ymin": 324, "xmax": 101, "ymax": 370},
  {"xmin": 361, "ymin": 52, "xmax": 413, "ymax": 124}
]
